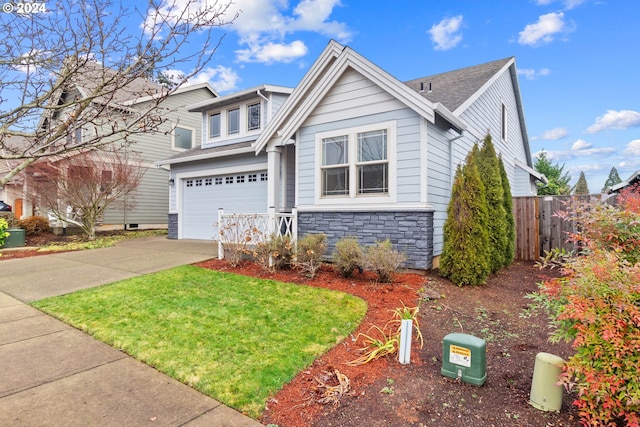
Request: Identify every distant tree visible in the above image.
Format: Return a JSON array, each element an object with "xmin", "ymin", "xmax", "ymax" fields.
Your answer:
[
  {"xmin": 440, "ymin": 146, "xmax": 491, "ymax": 286},
  {"xmin": 30, "ymin": 151, "xmax": 144, "ymax": 240},
  {"xmin": 499, "ymin": 156, "xmax": 515, "ymax": 267},
  {"xmin": 573, "ymin": 171, "xmax": 590, "ymax": 195},
  {"xmin": 602, "ymin": 166, "xmax": 622, "ymax": 192},
  {"xmin": 476, "ymin": 134, "xmax": 508, "ymax": 273},
  {"xmin": 534, "ymin": 151, "xmax": 571, "ymax": 195}
]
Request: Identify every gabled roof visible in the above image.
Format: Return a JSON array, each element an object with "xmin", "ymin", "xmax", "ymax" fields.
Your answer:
[
  {"xmin": 405, "ymin": 57, "xmax": 513, "ymax": 113},
  {"xmin": 607, "ymin": 170, "xmax": 640, "ymax": 193},
  {"xmin": 188, "ymin": 84, "xmax": 292, "ymax": 112},
  {"xmin": 254, "ymin": 40, "xmax": 466, "ymax": 154}
]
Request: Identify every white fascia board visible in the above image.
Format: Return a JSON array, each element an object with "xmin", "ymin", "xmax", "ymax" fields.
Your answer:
[
  {"xmin": 515, "ymin": 159, "xmax": 548, "ymax": 184},
  {"xmin": 155, "ymin": 145, "xmax": 255, "ymax": 166},
  {"xmin": 254, "ymin": 41, "xmax": 345, "ymax": 154}
]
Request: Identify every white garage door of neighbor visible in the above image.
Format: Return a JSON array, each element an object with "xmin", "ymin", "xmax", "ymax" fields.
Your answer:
[{"xmin": 181, "ymin": 171, "xmax": 269, "ymax": 240}]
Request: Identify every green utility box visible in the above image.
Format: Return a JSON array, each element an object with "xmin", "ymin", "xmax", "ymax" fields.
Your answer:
[
  {"xmin": 2, "ymin": 228, "xmax": 25, "ymax": 248},
  {"xmin": 441, "ymin": 333, "xmax": 486, "ymax": 386}
]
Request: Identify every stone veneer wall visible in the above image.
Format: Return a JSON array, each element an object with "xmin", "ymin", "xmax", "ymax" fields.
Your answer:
[
  {"xmin": 297, "ymin": 210, "xmax": 434, "ymax": 270},
  {"xmin": 168, "ymin": 213, "xmax": 178, "ymax": 239}
]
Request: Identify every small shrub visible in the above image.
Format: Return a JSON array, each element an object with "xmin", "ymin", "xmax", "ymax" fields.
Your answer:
[
  {"xmin": 363, "ymin": 239, "xmax": 406, "ymax": 283},
  {"xmin": 217, "ymin": 214, "xmax": 264, "ymax": 267},
  {"xmin": 271, "ymin": 234, "xmax": 295, "ymax": 270},
  {"xmin": 251, "ymin": 234, "xmax": 295, "ymax": 272},
  {"xmin": 0, "ymin": 218, "xmax": 9, "ymax": 247},
  {"xmin": 17, "ymin": 215, "xmax": 51, "ymax": 236},
  {"xmin": 332, "ymin": 237, "xmax": 363, "ymax": 278},
  {"xmin": 295, "ymin": 233, "xmax": 326, "ymax": 278}
]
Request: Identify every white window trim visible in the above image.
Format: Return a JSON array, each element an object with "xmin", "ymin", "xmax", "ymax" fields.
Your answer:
[
  {"xmin": 172, "ymin": 125, "xmax": 196, "ymax": 151},
  {"xmin": 205, "ymin": 100, "xmax": 263, "ymax": 145},
  {"xmin": 314, "ymin": 120, "xmax": 396, "ymax": 206}
]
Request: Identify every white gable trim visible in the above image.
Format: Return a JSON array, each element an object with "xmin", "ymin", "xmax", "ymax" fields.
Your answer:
[{"xmin": 453, "ymin": 58, "xmax": 515, "ymax": 115}]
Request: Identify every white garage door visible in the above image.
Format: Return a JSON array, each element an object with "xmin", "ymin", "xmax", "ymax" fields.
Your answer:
[{"xmin": 181, "ymin": 171, "xmax": 268, "ymax": 240}]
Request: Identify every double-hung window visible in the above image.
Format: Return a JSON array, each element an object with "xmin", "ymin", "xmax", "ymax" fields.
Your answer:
[
  {"xmin": 247, "ymin": 103, "xmax": 261, "ymax": 131},
  {"xmin": 228, "ymin": 108, "xmax": 240, "ymax": 135},
  {"xmin": 319, "ymin": 123, "xmax": 392, "ymax": 199},
  {"xmin": 209, "ymin": 113, "xmax": 221, "ymax": 138},
  {"xmin": 321, "ymin": 135, "xmax": 349, "ymax": 196},
  {"xmin": 357, "ymin": 129, "xmax": 388, "ymax": 194}
]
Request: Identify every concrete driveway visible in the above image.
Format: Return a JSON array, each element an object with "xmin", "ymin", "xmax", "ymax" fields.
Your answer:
[{"xmin": 0, "ymin": 236, "xmax": 217, "ymax": 302}]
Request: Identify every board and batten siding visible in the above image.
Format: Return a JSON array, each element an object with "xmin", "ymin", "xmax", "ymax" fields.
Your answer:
[
  {"xmin": 296, "ymin": 68, "xmax": 425, "ymax": 208},
  {"xmin": 102, "ymin": 87, "xmax": 215, "ymax": 227}
]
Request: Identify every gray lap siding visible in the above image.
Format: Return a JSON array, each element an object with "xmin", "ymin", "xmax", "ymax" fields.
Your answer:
[{"xmin": 298, "ymin": 210, "xmax": 434, "ymax": 270}]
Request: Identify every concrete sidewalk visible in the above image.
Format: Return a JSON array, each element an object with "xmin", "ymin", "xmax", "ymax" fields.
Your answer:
[{"xmin": 0, "ymin": 237, "xmax": 264, "ymax": 426}]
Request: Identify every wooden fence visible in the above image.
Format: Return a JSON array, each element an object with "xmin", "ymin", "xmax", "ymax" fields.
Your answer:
[{"xmin": 513, "ymin": 195, "xmax": 599, "ymax": 261}]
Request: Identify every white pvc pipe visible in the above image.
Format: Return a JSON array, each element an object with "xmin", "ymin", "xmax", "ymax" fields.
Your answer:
[{"xmin": 399, "ymin": 319, "xmax": 412, "ymax": 365}]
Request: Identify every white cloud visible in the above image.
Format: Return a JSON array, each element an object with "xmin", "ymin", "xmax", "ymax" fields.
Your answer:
[
  {"xmin": 142, "ymin": 0, "xmax": 351, "ymax": 64},
  {"xmin": 191, "ymin": 66, "xmax": 240, "ymax": 93},
  {"xmin": 623, "ymin": 139, "xmax": 640, "ymax": 156},
  {"xmin": 236, "ymin": 40, "xmax": 308, "ymax": 64},
  {"xmin": 518, "ymin": 12, "xmax": 571, "ymax": 46},
  {"xmin": 532, "ymin": 127, "xmax": 568, "ymax": 141},
  {"xmin": 571, "ymin": 139, "xmax": 592, "ymax": 150},
  {"xmin": 538, "ymin": 145, "xmax": 616, "ymax": 162},
  {"xmin": 517, "ymin": 67, "xmax": 550, "ymax": 80},
  {"xmin": 586, "ymin": 110, "xmax": 640, "ymax": 133},
  {"xmin": 534, "ymin": 0, "xmax": 586, "ymax": 10},
  {"xmin": 428, "ymin": 15, "xmax": 464, "ymax": 51}
]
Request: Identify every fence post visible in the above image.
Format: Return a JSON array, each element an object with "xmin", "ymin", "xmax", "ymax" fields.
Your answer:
[{"xmin": 217, "ymin": 208, "xmax": 224, "ymax": 260}]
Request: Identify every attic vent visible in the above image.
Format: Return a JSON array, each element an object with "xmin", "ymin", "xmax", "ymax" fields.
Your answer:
[
  {"xmin": 420, "ymin": 82, "xmax": 424, "ymax": 92},
  {"xmin": 428, "ymin": 82, "xmax": 432, "ymax": 93}
]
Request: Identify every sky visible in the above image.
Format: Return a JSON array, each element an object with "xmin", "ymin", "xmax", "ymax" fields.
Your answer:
[{"xmin": 9, "ymin": 0, "xmax": 639, "ymax": 193}]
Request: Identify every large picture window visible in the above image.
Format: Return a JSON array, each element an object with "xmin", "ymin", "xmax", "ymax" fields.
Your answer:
[{"xmin": 319, "ymin": 125, "xmax": 391, "ymax": 199}]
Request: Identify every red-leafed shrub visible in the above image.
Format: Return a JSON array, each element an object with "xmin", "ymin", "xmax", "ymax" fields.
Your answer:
[
  {"xmin": 617, "ymin": 182, "xmax": 640, "ymax": 214},
  {"xmin": 533, "ymin": 202, "xmax": 640, "ymax": 426}
]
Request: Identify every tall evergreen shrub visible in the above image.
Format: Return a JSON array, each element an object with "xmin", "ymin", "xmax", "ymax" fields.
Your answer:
[
  {"xmin": 476, "ymin": 135, "xmax": 508, "ymax": 273},
  {"xmin": 499, "ymin": 156, "xmax": 515, "ymax": 266},
  {"xmin": 439, "ymin": 147, "xmax": 491, "ymax": 286}
]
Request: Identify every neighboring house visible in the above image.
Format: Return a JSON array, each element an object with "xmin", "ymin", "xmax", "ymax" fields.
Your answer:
[
  {"xmin": 603, "ymin": 170, "xmax": 640, "ymax": 204},
  {"xmin": 4, "ymin": 63, "xmax": 217, "ymax": 230},
  {"xmin": 159, "ymin": 40, "xmax": 544, "ymax": 270}
]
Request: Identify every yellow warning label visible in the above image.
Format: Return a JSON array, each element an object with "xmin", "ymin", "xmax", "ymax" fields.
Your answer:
[{"xmin": 449, "ymin": 345, "xmax": 471, "ymax": 367}]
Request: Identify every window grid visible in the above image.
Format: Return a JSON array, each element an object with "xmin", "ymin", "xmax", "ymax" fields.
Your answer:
[
  {"xmin": 205, "ymin": 178, "xmax": 212, "ymax": 186},
  {"xmin": 225, "ymin": 176, "xmax": 233, "ymax": 184},
  {"xmin": 248, "ymin": 174, "xmax": 257, "ymax": 182},
  {"xmin": 247, "ymin": 103, "xmax": 261, "ymax": 131},
  {"xmin": 260, "ymin": 173, "xmax": 268, "ymax": 181},
  {"xmin": 236, "ymin": 175, "xmax": 245, "ymax": 183},
  {"xmin": 186, "ymin": 180, "xmax": 193, "ymax": 187},
  {"xmin": 215, "ymin": 177, "xmax": 223, "ymax": 185}
]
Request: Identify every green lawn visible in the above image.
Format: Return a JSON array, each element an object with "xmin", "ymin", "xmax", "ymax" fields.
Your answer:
[{"xmin": 32, "ymin": 265, "xmax": 367, "ymax": 418}]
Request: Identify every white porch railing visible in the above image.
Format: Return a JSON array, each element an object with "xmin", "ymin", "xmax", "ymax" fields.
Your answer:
[{"xmin": 217, "ymin": 207, "xmax": 297, "ymax": 260}]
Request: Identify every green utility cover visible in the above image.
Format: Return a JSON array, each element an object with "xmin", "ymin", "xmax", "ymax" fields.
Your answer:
[{"xmin": 441, "ymin": 333, "xmax": 486, "ymax": 386}]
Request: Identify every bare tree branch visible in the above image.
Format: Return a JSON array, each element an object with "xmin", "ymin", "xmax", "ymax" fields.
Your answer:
[{"xmin": 1, "ymin": 0, "xmax": 237, "ymax": 185}]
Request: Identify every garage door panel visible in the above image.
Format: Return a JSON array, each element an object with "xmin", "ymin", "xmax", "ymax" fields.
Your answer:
[{"xmin": 182, "ymin": 171, "xmax": 268, "ymax": 240}]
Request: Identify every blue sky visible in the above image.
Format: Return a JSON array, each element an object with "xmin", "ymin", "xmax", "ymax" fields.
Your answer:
[{"xmin": 154, "ymin": 0, "xmax": 637, "ymax": 192}]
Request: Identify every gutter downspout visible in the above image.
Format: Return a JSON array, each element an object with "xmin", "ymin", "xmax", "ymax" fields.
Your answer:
[{"xmin": 447, "ymin": 133, "xmax": 464, "ymax": 189}]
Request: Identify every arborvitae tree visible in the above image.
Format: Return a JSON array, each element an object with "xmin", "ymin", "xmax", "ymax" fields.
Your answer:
[
  {"xmin": 439, "ymin": 147, "xmax": 491, "ymax": 286},
  {"xmin": 476, "ymin": 134, "xmax": 508, "ymax": 273},
  {"xmin": 573, "ymin": 171, "xmax": 590, "ymax": 195},
  {"xmin": 499, "ymin": 156, "xmax": 515, "ymax": 266},
  {"xmin": 602, "ymin": 166, "xmax": 622, "ymax": 192}
]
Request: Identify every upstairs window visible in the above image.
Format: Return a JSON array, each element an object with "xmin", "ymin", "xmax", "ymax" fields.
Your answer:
[
  {"xmin": 209, "ymin": 113, "xmax": 220, "ymax": 138},
  {"xmin": 173, "ymin": 126, "xmax": 194, "ymax": 150},
  {"xmin": 228, "ymin": 108, "xmax": 239, "ymax": 135},
  {"xmin": 247, "ymin": 103, "xmax": 261, "ymax": 131}
]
